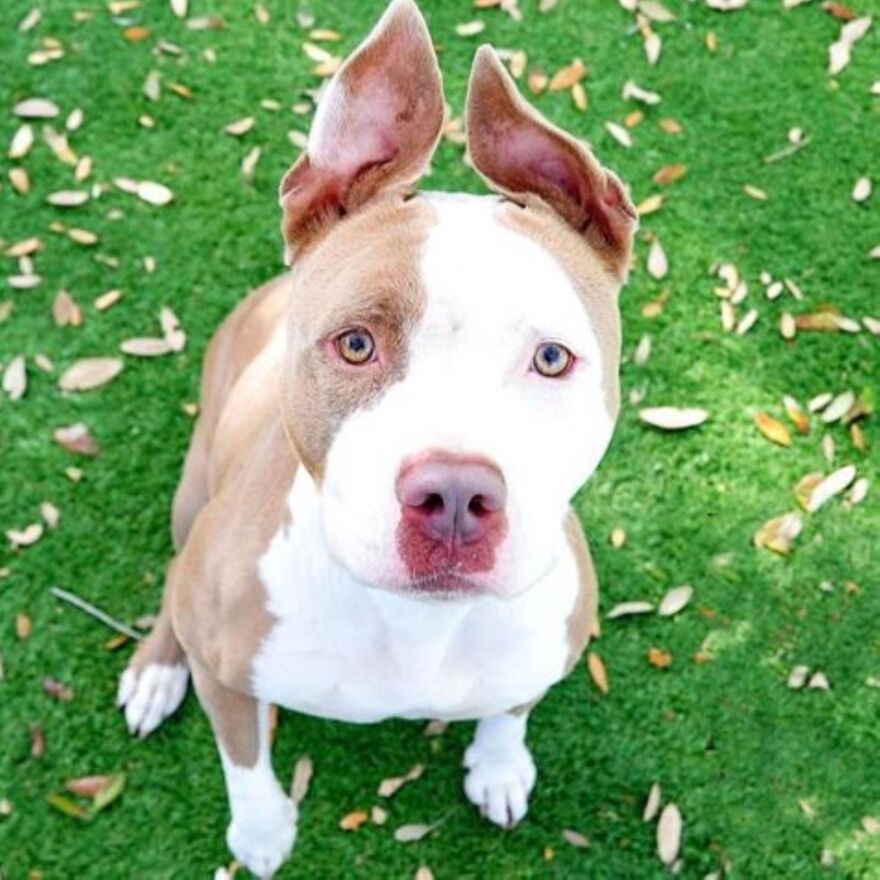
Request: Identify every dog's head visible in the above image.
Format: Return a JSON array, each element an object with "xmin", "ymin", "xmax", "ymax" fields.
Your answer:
[{"xmin": 280, "ymin": 0, "xmax": 636, "ymax": 600}]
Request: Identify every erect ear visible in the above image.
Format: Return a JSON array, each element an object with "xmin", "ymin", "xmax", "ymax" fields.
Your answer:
[
  {"xmin": 466, "ymin": 45, "xmax": 637, "ymax": 277},
  {"xmin": 279, "ymin": 0, "xmax": 444, "ymax": 261}
]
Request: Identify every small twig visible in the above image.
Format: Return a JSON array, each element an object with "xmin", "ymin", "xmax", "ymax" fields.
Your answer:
[
  {"xmin": 50, "ymin": 586, "xmax": 143, "ymax": 641},
  {"xmin": 763, "ymin": 137, "xmax": 811, "ymax": 164}
]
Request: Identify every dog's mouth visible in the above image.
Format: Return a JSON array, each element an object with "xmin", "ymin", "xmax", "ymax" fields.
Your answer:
[{"xmin": 405, "ymin": 569, "xmax": 486, "ymax": 598}]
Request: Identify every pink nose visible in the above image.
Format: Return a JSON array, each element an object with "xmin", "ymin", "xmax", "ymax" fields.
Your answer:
[{"xmin": 396, "ymin": 455, "xmax": 507, "ymax": 546}]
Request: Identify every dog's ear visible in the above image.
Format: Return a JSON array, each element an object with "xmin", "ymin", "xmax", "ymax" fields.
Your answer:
[
  {"xmin": 466, "ymin": 45, "xmax": 637, "ymax": 276},
  {"xmin": 280, "ymin": 0, "xmax": 444, "ymax": 260}
]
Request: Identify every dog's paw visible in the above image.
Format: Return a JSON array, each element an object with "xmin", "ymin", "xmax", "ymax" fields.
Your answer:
[
  {"xmin": 117, "ymin": 662, "xmax": 189, "ymax": 738},
  {"xmin": 463, "ymin": 739, "xmax": 536, "ymax": 829},
  {"xmin": 227, "ymin": 798, "xmax": 297, "ymax": 879}
]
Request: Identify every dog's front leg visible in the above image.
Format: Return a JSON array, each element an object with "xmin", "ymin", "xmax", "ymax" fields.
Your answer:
[
  {"xmin": 463, "ymin": 711, "xmax": 537, "ymax": 829},
  {"xmin": 191, "ymin": 664, "xmax": 296, "ymax": 878}
]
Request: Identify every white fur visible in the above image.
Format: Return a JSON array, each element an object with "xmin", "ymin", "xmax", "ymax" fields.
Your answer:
[
  {"xmin": 118, "ymin": 662, "xmax": 188, "ymax": 738},
  {"xmin": 251, "ymin": 468, "xmax": 578, "ymax": 723},
  {"xmin": 464, "ymin": 713, "xmax": 536, "ymax": 828},
  {"xmin": 220, "ymin": 701, "xmax": 297, "ymax": 879},
  {"xmin": 322, "ymin": 193, "xmax": 614, "ymax": 596}
]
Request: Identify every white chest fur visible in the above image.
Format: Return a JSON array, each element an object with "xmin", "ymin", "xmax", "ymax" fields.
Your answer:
[{"xmin": 250, "ymin": 473, "xmax": 578, "ymax": 723}]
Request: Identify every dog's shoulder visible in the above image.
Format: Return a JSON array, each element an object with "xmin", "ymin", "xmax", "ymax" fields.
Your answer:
[
  {"xmin": 169, "ymin": 416, "xmax": 298, "ymax": 692},
  {"xmin": 562, "ymin": 509, "xmax": 600, "ymax": 675}
]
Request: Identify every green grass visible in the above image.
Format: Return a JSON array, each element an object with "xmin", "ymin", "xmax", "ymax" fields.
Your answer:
[{"xmin": 1, "ymin": 0, "xmax": 879, "ymax": 877}]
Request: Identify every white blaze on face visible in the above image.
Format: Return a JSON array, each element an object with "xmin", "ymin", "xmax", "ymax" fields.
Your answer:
[{"xmin": 322, "ymin": 193, "xmax": 615, "ymax": 597}]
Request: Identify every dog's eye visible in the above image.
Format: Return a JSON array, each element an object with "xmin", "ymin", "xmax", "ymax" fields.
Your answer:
[
  {"xmin": 533, "ymin": 342, "xmax": 573, "ymax": 378},
  {"xmin": 335, "ymin": 328, "xmax": 375, "ymax": 365}
]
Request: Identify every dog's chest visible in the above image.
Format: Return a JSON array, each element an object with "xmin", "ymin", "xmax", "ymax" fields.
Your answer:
[{"xmin": 250, "ymin": 513, "xmax": 578, "ymax": 723}]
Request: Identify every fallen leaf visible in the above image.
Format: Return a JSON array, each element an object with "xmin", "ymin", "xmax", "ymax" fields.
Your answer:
[
  {"xmin": 14, "ymin": 97, "xmax": 59, "ymax": 118},
  {"xmin": 394, "ymin": 823, "xmax": 432, "ymax": 843},
  {"xmin": 549, "ymin": 59, "xmax": 586, "ymax": 91},
  {"xmin": 806, "ymin": 465, "xmax": 857, "ymax": 512},
  {"xmin": 339, "ymin": 810, "xmax": 369, "ymax": 831},
  {"xmin": 606, "ymin": 122, "xmax": 632, "ymax": 148},
  {"xmin": 653, "ymin": 163, "xmax": 687, "ymax": 185},
  {"xmin": 639, "ymin": 407, "xmax": 708, "ymax": 430},
  {"xmin": 53, "ymin": 291, "xmax": 83, "ymax": 327},
  {"xmin": 562, "ymin": 829, "xmax": 590, "ymax": 848},
  {"xmin": 43, "ymin": 677, "xmax": 74, "ymax": 700},
  {"xmin": 782, "ymin": 396, "xmax": 810, "ymax": 435},
  {"xmin": 59, "ymin": 358, "xmax": 124, "ymax": 392},
  {"xmin": 822, "ymin": 391, "xmax": 855, "ymax": 424},
  {"xmin": 8, "ymin": 523, "xmax": 43, "ymax": 549},
  {"xmin": 753, "ymin": 512, "xmax": 803, "ymax": 554},
  {"xmin": 828, "ymin": 16, "xmax": 872, "ymax": 74},
  {"xmin": 788, "ymin": 665, "xmax": 809, "ymax": 689},
  {"xmin": 852, "ymin": 176, "xmax": 872, "ymax": 202},
  {"xmin": 9, "ymin": 125, "xmax": 34, "ymax": 159},
  {"xmin": 136, "ymin": 181, "xmax": 174, "ymax": 206},
  {"xmin": 643, "ymin": 782, "xmax": 662, "ymax": 821},
  {"xmin": 54, "ymin": 423, "xmax": 100, "ymax": 456},
  {"xmin": 658, "ymin": 585, "xmax": 692, "ymax": 617},
  {"xmin": 46, "ymin": 190, "xmax": 89, "ymax": 207},
  {"xmin": 378, "ymin": 763, "xmax": 424, "ymax": 798},
  {"xmin": 291, "ymin": 756, "xmax": 313, "ymax": 804},
  {"xmin": 587, "ymin": 651, "xmax": 609, "ymax": 694},
  {"xmin": 754, "ymin": 412, "xmax": 792, "ymax": 447},
  {"xmin": 3, "ymin": 355, "xmax": 27, "ymax": 400},
  {"xmin": 120, "ymin": 338, "xmax": 173, "ymax": 357},
  {"xmin": 648, "ymin": 647, "xmax": 672, "ymax": 668},
  {"xmin": 607, "ymin": 600, "xmax": 654, "ymax": 619},
  {"xmin": 646, "ymin": 238, "xmax": 668, "ymax": 279},
  {"xmin": 656, "ymin": 803, "xmax": 682, "ymax": 865},
  {"xmin": 225, "ymin": 117, "xmax": 256, "ymax": 137}
]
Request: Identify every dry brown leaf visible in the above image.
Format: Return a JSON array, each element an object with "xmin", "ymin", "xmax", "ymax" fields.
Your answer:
[
  {"xmin": 587, "ymin": 651, "xmax": 609, "ymax": 694},
  {"xmin": 639, "ymin": 407, "xmax": 708, "ymax": 430},
  {"xmin": 170, "ymin": 0, "xmax": 188, "ymax": 18},
  {"xmin": 3, "ymin": 355, "xmax": 27, "ymax": 400},
  {"xmin": 394, "ymin": 823, "xmax": 432, "ymax": 843},
  {"xmin": 16, "ymin": 613, "xmax": 33, "ymax": 639},
  {"xmin": 225, "ymin": 117, "xmax": 256, "ymax": 137},
  {"xmin": 242, "ymin": 146, "xmax": 262, "ymax": 179},
  {"xmin": 705, "ymin": 0, "xmax": 748, "ymax": 9},
  {"xmin": 743, "ymin": 184, "xmax": 768, "ymax": 201},
  {"xmin": 562, "ymin": 829, "xmax": 590, "ymax": 848},
  {"xmin": 8, "ymin": 523, "xmax": 44, "ymax": 549},
  {"xmin": 753, "ymin": 512, "xmax": 803, "ymax": 554},
  {"xmin": 788, "ymin": 665, "xmax": 809, "ymax": 689},
  {"xmin": 65, "ymin": 775, "xmax": 112, "ymax": 798},
  {"xmin": 779, "ymin": 312, "xmax": 796, "ymax": 339},
  {"xmin": 610, "ymin": 527, "xmax": 627, "ymax": 548},
  {"xmin": 95, "ymin": 290, "xmax": 123, "ymax": 311},
  {"xmin": 290, "ymin": 756, "xmax": 313, "ymax": 805},
  {"xmin": 847, "ymin": 477, "xmax": 869, "ymax": 506},
  {"xmin": 821, "ymin": 391, "xmax": 855, "ymax": 424},
  {"xmin": 646, "ymin": 238, "xmax": 668, "ymax": 279},
  {"xmin": 455, "ymin": 20, "xmax": 485, "ymax": 36},
  {"xmin": 754, "ymin": 412, "xmax": 792, "ymax": 447},
  {"xmin": 9, "ymin": 125, "xmax": 34, "ymax": 159},
  {"xmin": 136, "ymin": 181, "xmax": 174, "ymax": 206},
  {"xmin": 339, "ymin": 810, "xmax": 369, "ymax": 831},
  {"xmin": 549, "ymin": 59, "xmax": 586, "ymax": 91},
  {"xmin": 659, "ymin": 117, "xmax": 682, "ymax": 134},
  {"xmin": 806, "ymin": 465, "xmax": 856, "ymax": 512},
  {"xmin": 378, "ymin": 763, "xmax": 424, "ymax": 798},
  {"xmin": 59, "ymin": 357, "xmax": 124, "ymax": 392},
  {"xmin": 53, "ymin": 291, "xmax": 83, "ymax": 327},
  {"xmin": 10, "ymin": 167, "xmax": 30, "ymax": 194},
  {"xmin": 852, "ymin": 176, "xmax": 872, "ymax": 202},
  {"xmin": 123, "ymin": 25, "xmax": 151, "ymax": 42},
  {"xmin": 658, "ymin": 585, "xmax": 692, "ymax": 617},
  {"xmin": 782, "ymin": 396, "xmax": 810, "ymax": 435},
  {"xmin": 648, "ymin": 646, "xmax": 672, "ymax": 669},
  {"xmin": 653, "ymin": 163, "xmax": 687, "ymax": 186},
  {"xmin": 622, "ymin": 79, "xmax": 661, "ymax": 105},
  {"xmin": 46, "ymin": 190, "xmax": 89, "ymax": 207},
  {"xmin": 54, "ymin": 423, "xmax": 100, "ymax": 456},
  {"xmin": 643, "ymin": 782, "xmax": 662, "ymax": 821},
  {"xmin": 828, "ymin": 16, "xmax": 872, "ymax": 74},
  {"xmin": 637, "ymin": 194, "xmax": 664, "ymax": 215},
  {"xmin": 656, "ymin": 803, "xmax": 682, "ymax": 865},
  {"xmin": 120, "ymin": 337, "xmax": 173, "ymax": 357},
  {"xmin": 14, "ymin": 98, "xmax": 59, "ymax": 118},
  {"xmin": 607, "ymin": 601, "xmax": 654, "ymax": 619}
]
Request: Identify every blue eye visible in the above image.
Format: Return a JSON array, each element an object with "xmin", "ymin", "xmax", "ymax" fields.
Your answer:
[
  {"xmin": 336, "ymin": 328, "xmax": 375, "ymax": 364},
  {"xmin": 533, "ymin": 342, "xmax": 573, "ymax": 377}
]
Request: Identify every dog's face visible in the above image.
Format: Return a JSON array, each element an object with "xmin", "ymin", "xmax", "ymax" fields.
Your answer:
[{"xmin": 280, "ymin": 0, "xmax": 636, "ymax": 600}]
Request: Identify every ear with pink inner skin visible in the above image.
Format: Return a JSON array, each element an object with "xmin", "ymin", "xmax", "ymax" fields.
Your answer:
[
  {"xmin": 279, "ymin": 0, "xmax": 444, "ymax": 260},
  {"xmin": 466, "ymin": 45, "xmax": 637, "ymax": 277}
]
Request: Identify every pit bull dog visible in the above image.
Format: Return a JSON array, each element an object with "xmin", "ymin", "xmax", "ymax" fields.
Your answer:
[{"xmin": 117, "ymin": 1, "xmax": 636, "ymax": 874}]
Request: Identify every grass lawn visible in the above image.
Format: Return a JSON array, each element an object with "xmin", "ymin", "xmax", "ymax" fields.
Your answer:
[{"xmin": 1, "ymin": 0, "xmax": 879, "ymax": 877}]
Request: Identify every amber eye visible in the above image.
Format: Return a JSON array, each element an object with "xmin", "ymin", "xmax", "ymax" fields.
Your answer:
[
  {"xmin": 533, "ymin": 342, "xmax": 573, "ymax": 377},
  {"xmin": 335, "ymin": 328, "xmax": 375, "ymax": 365}
]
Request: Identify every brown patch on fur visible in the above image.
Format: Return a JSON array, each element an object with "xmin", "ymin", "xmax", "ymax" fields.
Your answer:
[
  {"xmin": 282, "ymin": 196, "xmax": 434, "ymax": 479},
  {"xmin": 466, "ymin": 46, "xmax": 636, "ymax": 280},
  {"xmin": 190, "ymin": 659, "xmax": 260, "ymax": 768},
  {"xmin": 562, "ymin": 509, "xmax": 599, "ymax": 675},
  {"xmin": 499, "ymin": 201, "xmax": 622, "ymax": 421},
  {"xmin": 169, "ymin": 417, "xmax": 296, "ymax": 696}
]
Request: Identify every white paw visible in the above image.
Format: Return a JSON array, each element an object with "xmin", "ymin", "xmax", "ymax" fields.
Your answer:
[
  {"xmin": 227, "ymin": 797, "xmax": 297, "ymax": 879},
  {"xmin": 117, "ymin": 662, "xmax": 189, "ymax": 738},
  {"xmin": 463, "ymin": 739, "xmax": 536, "ymax": 829}
]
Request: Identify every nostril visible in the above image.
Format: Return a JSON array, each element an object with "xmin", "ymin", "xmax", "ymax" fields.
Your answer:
[
  {"xmin": 468, "ymin": 495, "xmax": 491, "ymax": 518},
  {"xmin": 418, "ymin": 493, "xmax": 445, "ymax": 515}
]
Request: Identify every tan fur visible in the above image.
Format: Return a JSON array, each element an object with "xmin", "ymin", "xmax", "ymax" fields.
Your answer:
[{"xmin": 563, "ymin": 509, "xmax": 599, "ymax": 675}]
